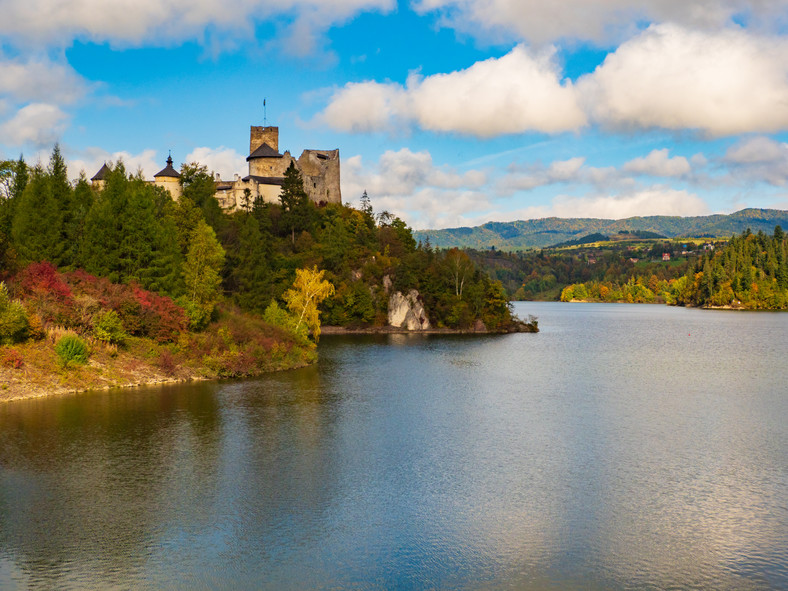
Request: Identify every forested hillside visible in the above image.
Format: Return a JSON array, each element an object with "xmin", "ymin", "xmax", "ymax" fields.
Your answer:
[
  {"xmin": 559, "ymin": 228, "xmax": 788, "ymax": 309},
  {"xmin": 0, "ymin": 147, "xmax": 518, "ymax": 349},
  {"xmin": 416, "ymin": 209, "xmax": 788, "ymax": 250}
]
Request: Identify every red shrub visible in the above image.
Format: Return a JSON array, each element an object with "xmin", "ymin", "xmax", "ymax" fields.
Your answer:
[
  {"xmin": 13, "ymin": 262, "xmax": 75, "ymax": 326},
  {"xmin": 131, "ymin": 283, "xmax": 187, "ymax": 343},
  {"xmin": 1, "ymin": 348, "xmax": 24, "ymax": 369},
  {"xmin": 16, "ymin": 262, "xmax": 72, "ymax": 301}
]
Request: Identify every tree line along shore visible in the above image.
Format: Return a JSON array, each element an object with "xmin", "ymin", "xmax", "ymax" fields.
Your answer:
[
  {"xmin": 468, "ymin": 228, "xmax": 788, "ymax": 309},
  {"xmin": 0, "ymin": 148, "xmax": 532, "ymax": 400}
]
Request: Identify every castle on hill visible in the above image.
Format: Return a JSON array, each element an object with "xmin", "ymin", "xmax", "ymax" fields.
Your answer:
[{"xmin": 91, "ymin": 125, "xmax": 342, "ymax": 208}]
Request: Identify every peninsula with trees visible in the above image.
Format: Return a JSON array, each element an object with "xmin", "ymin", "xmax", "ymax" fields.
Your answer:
[{"xmin": 0, "ymin": 137, "xmax": 533, "ymax": 400}]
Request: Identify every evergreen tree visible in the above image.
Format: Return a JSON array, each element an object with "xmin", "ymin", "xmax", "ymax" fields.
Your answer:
[
  {"xmin": 10, "ymin": 156, "xmax": 28, "ymax": 201},
  {"xmin": 80, "ymin": 164, "xmax": 181, "ymax": 291},
  {"xmin": 360, "ymin": 190, "xmax": 372, "ymax": 216},
  {"xmin": 279, "ymin": 162, "xmax": 313, "ymax": 246},
  {"xmin": 11, "ymin": 158, "xmax": 67, "ymax": 265},
  {"xmin": 228, "ymin": 214, "xmax": 273, "ymax": 312}
]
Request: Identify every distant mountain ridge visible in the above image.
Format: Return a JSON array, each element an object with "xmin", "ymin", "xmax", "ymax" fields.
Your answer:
[{"xmin": 414, "ymin": 208, "xmax": 788, "ymax": 250}]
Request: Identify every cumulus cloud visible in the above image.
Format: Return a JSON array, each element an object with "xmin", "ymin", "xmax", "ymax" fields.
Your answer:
[
  {"xmin": 486, "ymin": 187, "xmax": 710, "ymax": 226},
  {"xmin": 496, "ymin": 150, "xmax": 694, "ymax": 196},
  {"xmin": 623, "ymin": 149, "xmax": 691, "ymax": 177},
  {"xmin": 185, "ymin": 147, "xmax": 247, "ymax": 179},
  {"xmin": 67, "ymin": 147, "xmax": 160, "ymax": 181},
  {"xmin": 548, "ymin": 187, "xmax": 709, "ymax": 218},
  {"xmin": 0, "ymin": 55, "xmax": 89, "ymax": 105},
  {"xmin": 413, "ymin": 0, "xmax": 788, "ymax": 46},
  {"xmin": 342, "ymin": 149, "xmax": 490, "ymax": 228},
  {"xmin": 0, "ymin": 0, "xmax": 393, "ymax": 51},
  {"xmin": 723, "ymin": 136, "xmax": 788, "ymax": 185},
  {"xmin": 322, "ymin": 24, "xmax": 788, "ymax": 138},
  {"xmin": 321, "ymin": 45, "xmax": 586, "ymax": 137},
  {"xmin": 341, "ymin": 146, "xmax": 717, "ymax": 228},
  {"xmin": 497, "ymin": 157, "xmax": 587, "ymax": 193},
  {"xmin": 0, "ymin": 103, "xmax": 70, "ymax": 147},
  {"xmin": 321, "ymin": 82, "xmax": 408, "ymax": 133},
  {"xmin": 579, "ymin": 24, "xmax": 788, "ymax": 136}
]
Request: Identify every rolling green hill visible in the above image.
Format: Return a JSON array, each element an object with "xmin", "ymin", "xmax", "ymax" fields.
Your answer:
[{"xmin": 415, "ymin": 209, "xmax": 788, "ymax": 250}]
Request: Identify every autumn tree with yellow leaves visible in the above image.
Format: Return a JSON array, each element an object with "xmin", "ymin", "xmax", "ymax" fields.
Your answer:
[{"xmin": 283, "ymin": 266, "xmax": 335, "ymax": 341}]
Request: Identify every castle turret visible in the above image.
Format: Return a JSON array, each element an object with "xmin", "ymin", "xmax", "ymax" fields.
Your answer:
[
  {"xmin": 91, "ymin": 162, "xmax": 111, "ymax": 190},
  {"xmin": 153, "ymin": 154, "xmax": 182, "ymax": 200}
]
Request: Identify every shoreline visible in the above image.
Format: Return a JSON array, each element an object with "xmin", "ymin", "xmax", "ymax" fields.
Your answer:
[
  {"xmin": 0, "ymin": 360, "xmax": 315, "ymax": 404},
  {"xmin": 0, "ymin": 335, "xmax": 314, "ymax": 404},
  {"xmin": 2, "ymin": 323, "xmax": 537, "ymax": 403},
  {"xmin": 321, "ymin": 322, "xmax": 538, "ymax": 336}
]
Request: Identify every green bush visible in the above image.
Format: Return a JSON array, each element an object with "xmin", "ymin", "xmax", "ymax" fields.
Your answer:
[
  {"xmin": 92, "ymin": 309, "xmax": 127, "ymax": 344},
  {"xmin": 263, "ymin": 301, "xmax": 308, "ymax": 343},
  {"xmin": 0, "ymin": 282, "xmax": 29, "ymax": 345},
  {"xmin": 55, "ymin": 334, "xmax": 89, "ymax": 367}
]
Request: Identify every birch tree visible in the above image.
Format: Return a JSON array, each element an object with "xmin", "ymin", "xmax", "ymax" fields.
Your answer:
[{"xmin": 283, "ymin": 266, "xmax": 334, "ymax": 342}]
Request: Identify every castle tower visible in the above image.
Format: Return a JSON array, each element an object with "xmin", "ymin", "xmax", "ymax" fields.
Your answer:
[
  {"xmin": 91, "ymin": 162, "xmax": 111, "ymax": 190},
  {"xmin": 153, "ymin": 154, "xmax": 182, "ymax": 200},
  {"xmin": 250, "ymin": 126, "xmax": 279, "ymax": 153},
  {"xmin": 247, "ymin": 126, "xmax": 286, "ymax": 177}
]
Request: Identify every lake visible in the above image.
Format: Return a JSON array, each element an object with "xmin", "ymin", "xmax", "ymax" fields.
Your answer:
[{"xmin": 1, "ymin": 302, "xmax": 787, "ymax": 589}]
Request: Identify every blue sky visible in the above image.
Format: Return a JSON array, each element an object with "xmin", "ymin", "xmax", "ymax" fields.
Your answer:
[{"xmin": 2, "ymin": 0, "xmax": 788, "ymax": 229}]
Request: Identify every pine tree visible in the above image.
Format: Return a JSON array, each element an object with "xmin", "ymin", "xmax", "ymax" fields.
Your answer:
[
  {"xmin": 279, "ymin": 162, "xmax": 313, "ymax": 246},
  {"xmin": 11, "ymin": 155, "xmax": 67, "ymax": 265},
  {"xmin": 80, "ymin": 164, "xmax": 182, "ymax": 290},
  {"xmin": 230, "ymin": 214, "xmax": 273, "ymax": 312}
]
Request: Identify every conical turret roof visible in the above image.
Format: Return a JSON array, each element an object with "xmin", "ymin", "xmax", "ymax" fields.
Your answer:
[
  {"xmin": 91, "ymin": 163, "xmax": 111, "ymax": 181},
  {"xmin": 154, "ymin": 155, "xmax": 180, "ymax": 178}
]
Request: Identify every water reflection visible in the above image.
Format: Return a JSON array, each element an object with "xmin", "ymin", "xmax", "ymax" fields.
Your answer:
[{"xmin": 1, "ymin": 303, "xmax": 787, "ymax": 589}]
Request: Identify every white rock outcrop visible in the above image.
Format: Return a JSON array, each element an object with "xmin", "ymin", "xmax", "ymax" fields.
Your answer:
[{"xmin": 388, "ymin": 290, "xmax": 431, "ymax": 330}]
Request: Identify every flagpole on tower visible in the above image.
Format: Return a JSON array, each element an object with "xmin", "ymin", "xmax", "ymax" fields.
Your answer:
[{"xmin": 263, "ymin": 98, "xmax": 267, "ymax": 126}]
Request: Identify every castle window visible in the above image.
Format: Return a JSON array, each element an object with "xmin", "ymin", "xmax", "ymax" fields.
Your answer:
[{"xmin": 313, "ymin": 182, "xmax": 317, "ymax": 188}]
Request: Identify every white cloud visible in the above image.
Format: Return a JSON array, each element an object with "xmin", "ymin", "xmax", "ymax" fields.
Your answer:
[
  {"xmin": 0, "ymin": 0, "xmax": 394, "ymax": 51},
  {"xmin": 724, "ymin": 136, "xmax": 787, "ymax": 164},
  {"xmin": 342, "ymin": 149, "xmax": 491, "ymax": 228},
  {"xmin": 497, "ymin": 157, "xmax": 587, "ymax": 194},
  {"xmin": 341, "ymin": 147, "xmax": 718, "ymax": 229},
  {"xmin": 487, "ymin": 187, "xmax": 710, "ymax": 225},
  {"xmin": 67, "ymin": 147, "xmax": 160, "ymax": 181},
  {"xmin": 548, "ymin": 187, "xmax": 710, "ymax": 218},
  {"xmin": 723, "ymin": 136, "xmax": 788, "ymax": 185},
  {"xmin": 579, "ymin": 24, "xmax": 788, "ymax": 136},
  {"xmin": 413, "ymin": 0, "xmax": 788, "ymax": 46},
  {"xmin": 0, "ymin": 103, "xmax": 70, "ymax": 147},
  {"xmin": 0, "ymin": 55, "xmax": 88, "ymax": 105},
  {"xmin": 321, "ymin": 82, "xmax": 408, "ymax": 133},
  {"xmin": 623, "ymin": 148, "xmax": 691, "ymax": 177},
  {"xmin": 321, "ymin": 45, "xmax": 586, "ymax": 137},
  {"xmin": 185, "ymin": 146, "xmax": 247, "ymax": 179},
  {"xmin": 323, "ymin": 24, "xmax": 788, "ymax": 138}
]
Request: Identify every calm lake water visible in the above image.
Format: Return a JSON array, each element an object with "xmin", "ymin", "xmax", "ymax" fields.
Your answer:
[{"xmin": 1, "ymin": 302, "xmax": 787, "ymax": 590}]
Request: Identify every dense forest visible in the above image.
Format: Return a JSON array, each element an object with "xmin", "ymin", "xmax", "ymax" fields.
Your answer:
[
  {"xmin": 559, "ymin": 228, "xmax": 788, "ymax": 309},
  {"xmin": 0, "ymin": 147, "xmax": 518, "ymax": 363},
  {"xmin": 468, "ymin": 240, "xmax": 698, "ymax": 301}
]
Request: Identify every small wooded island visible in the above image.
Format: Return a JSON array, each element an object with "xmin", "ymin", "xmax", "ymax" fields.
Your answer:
[{"xmin": 0, "ymin": 148, "xmax": 535, "ymax": 401}]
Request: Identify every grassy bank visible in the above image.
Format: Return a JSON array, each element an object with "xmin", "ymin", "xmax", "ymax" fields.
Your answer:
[{"xmin": 0, "ymin": 305, "xmax": 316, "ymax": 402}]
